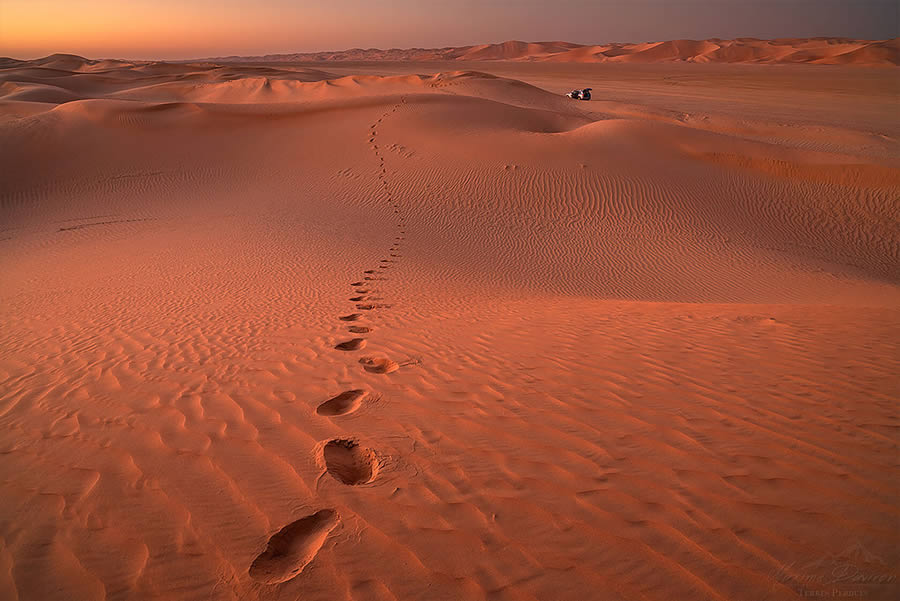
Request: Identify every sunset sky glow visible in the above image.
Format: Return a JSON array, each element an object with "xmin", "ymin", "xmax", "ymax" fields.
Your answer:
[{"xmin": 1, "ymin": 0, "xmax": 897, "ymax": 60}]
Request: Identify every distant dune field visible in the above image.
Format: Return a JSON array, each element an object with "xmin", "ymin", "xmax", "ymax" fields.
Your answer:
[
  {"xmin": 200, "ymin": 37, "xmax": 900, "ymax": 66},
  {"xmin": 0, "ymin": 54, "xmax": 898, "ymax": 601}
]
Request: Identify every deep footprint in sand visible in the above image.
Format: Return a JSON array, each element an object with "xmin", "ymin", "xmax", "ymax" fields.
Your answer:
[
  {"xmin": 335, "ymin": 338, "xmax": 366, "ymax": 351},
  {"xmin": 339, "ymin": 313, "xmax": 362, "ymax": 321},
  {"xmin": 323, "ymin": 439, "xmax": 378, "ymax": 485},
  {"xmin": 248, "ymin": 509, "xmax": 340, "ymax": 584},
  {"xmin": 348, "ymin": 325, "xmax": 371, "ymax": 334},
  {"xmin": 359, "ymin": 356, "xmax": 399, "ymax": 374},
  {"xmin": 317, "ymin": 390, "xmax": 367, "ymax": 416}
]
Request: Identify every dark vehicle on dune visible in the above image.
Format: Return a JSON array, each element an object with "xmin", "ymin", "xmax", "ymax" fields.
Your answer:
[{"xmin": 565, "ymin": 88, "xmax": 592, "ymax": 100}]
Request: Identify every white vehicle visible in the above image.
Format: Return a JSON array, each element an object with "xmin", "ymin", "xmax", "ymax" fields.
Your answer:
[{"xmin": 565, "ymin": 88, "xmax": 592, "ymax": 100}]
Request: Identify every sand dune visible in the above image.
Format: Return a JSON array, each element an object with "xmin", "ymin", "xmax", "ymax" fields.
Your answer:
[
  {"xmin": 0, "ymin": 55, "xmax": 898, "ymax": 601},
  {"xmin": 205, "ymin": 37, "xmax": 900, "ymax": 66}
]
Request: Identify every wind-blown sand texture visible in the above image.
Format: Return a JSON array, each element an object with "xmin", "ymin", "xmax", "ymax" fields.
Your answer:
[
  {"xmin": 206, "ymin": 37, "xmax": 900, "ymax": 66},
  {"xmin": 0, "ymin": 55, "xmax": 898, "ymax": 601}
]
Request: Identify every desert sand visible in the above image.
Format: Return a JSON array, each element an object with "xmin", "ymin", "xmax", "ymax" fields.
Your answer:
[
  {"xmin": 206, "ymin": 37, "xmax": 900, "ymax": 66},
  {"xmin": 0, "ymin": 50, "xmax": 898, "ymax": 601}
]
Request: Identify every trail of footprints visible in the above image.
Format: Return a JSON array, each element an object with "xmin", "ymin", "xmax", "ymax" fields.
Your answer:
[
  {"xmin": 331, "ymin": 97, "xmax": 408, "ymax": 386},
  {"xmin": 250, "ymin": 97, "xmax": 409, "ymax": 585}
]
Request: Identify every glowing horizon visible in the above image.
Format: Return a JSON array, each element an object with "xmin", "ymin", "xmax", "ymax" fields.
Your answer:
[{"xmin": 1, "ymin": 0, "xmax": 896, "ymax": 61}]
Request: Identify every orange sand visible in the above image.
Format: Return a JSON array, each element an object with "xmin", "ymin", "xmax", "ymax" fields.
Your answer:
[
  {"xmin": 206, "ymin": 37, "xmax": 900, "ymax": 66},
  {"xmin": 0, "ymin": 54, "xmax": 898, "ymax": 601}
]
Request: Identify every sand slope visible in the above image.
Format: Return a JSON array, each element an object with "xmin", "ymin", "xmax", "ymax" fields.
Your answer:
[
  {"xmin": 206, "ymin": 38, "xmax": 900, "ymax": 66},
  {"xmin": 0, "ymin": 57, "xmax": 898, "ymax": 601}
]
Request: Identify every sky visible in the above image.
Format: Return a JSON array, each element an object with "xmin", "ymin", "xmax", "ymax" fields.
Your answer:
[{"xmin": 1, "ymin": 0, "xmax": 897, "ymax": 60}]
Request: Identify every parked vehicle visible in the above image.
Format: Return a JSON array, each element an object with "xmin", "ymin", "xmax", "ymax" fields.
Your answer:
[{"xmin": 565, "ymin": 88, "xmax": 592, "ymax": 100}]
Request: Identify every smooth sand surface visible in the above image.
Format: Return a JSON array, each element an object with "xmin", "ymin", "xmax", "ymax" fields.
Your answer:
[{"xmin": 1, "ymin": 56, "xmax": 898, "ymax": 601}]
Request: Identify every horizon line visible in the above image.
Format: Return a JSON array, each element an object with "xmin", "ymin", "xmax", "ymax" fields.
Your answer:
[{"xmin": 3, "ymin": 35, "xmax": 898, "ymax": 63}]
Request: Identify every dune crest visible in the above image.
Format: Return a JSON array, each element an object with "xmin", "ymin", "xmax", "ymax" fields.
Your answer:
[{"xmin": 204, "ymin": 37, "xmax": 900, "ymax": 65}]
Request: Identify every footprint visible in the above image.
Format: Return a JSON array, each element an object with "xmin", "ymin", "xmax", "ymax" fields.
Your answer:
[
  {"xmin": 364, "ymin": 270, "xmax": 376, "ymax": 274},
  {"xmin": 349, "ymin": 295, "xmax": 367, "ymax": 301},
  {"xmin": 248, "ymin": 509, "xmax": 340, "ymax": 584},
  {"xmin": 339, "ymin": 313, "xmax": 362, "ymax": 321},
  {"xmin": 323, "ymin": 439, "xmax": 378, "ymax": 485},
  {"xmin": 359, "ymin": 357, "xmax": 399, "ymax": 374},
  {"xmin": 335, "ymin": 338, "xmax": 366, "ymax": 351},
  {"xmin": 350, "ymin": 281, "xmax": 364, "ymax": 287},
  {"xmin": 348, "ymin": 325, "xmax": 372, "ymax": 334},
  {"xmin": 317, "ymin": 390, "xmax": 366, "ymax": 417},
  {"xmin": 356, "ymin": 303, "xmax": 376, "ymax": 310}
]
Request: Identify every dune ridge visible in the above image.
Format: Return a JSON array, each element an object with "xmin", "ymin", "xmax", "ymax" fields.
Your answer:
[{"xmin": 201, "ymin": 37, "xmax": 900, "ymax": 66}]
